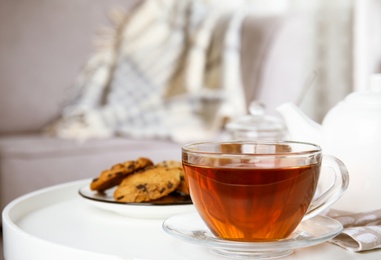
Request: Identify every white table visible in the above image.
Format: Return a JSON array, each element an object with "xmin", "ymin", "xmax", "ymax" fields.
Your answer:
[{"xmin": 2, "ymin": 179, "xmax": 381, "ymax": 260}]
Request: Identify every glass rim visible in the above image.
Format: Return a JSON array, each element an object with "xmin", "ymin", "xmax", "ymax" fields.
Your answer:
[{"xmin": 181, "ymin": 140, "xmax": 321, "ymax": 157}]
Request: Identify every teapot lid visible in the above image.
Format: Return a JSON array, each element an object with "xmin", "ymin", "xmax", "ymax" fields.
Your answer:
[
  {"xmin": 345, "ymin": 74, "xmax": 381, "ymax": 106},
  {"xmin": 225, "ymin": 101, "xmax": 286, "ymax": 138}
]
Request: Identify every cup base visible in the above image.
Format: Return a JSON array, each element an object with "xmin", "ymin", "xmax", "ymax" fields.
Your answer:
[{"xmin": 210, "ymin": 248, "xmax": 293, "ymax": 259}]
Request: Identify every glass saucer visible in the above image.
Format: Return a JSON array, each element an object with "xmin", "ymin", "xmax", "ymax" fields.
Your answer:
[{"xmin": 162, "ymin": 213, "xmax": 343, "ymax": 259}]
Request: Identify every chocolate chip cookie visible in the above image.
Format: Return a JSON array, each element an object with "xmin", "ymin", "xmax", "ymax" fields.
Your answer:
[
  {"xmin": 156, "ymin": 160, "xmax": 189, "ymax": 195},
  {"xmin": 90, "ymin": 157, "xmax": 153, "ymax": 192},
  {"xmin": 113, "ymin": 166, "xmax": 182, "ymax": 203}
]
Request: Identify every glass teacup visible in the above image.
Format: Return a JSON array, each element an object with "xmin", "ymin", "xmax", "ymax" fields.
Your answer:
[{"xmin": 182, "ymin": 141, "xmax": 349, "ymax": 242}]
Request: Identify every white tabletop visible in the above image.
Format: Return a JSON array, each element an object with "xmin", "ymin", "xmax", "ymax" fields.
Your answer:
[{"xmin": 2, "ymin": 179, "xmax": 381, "ymax": 260}]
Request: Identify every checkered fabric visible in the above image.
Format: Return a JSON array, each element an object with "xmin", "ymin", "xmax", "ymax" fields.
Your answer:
[{"xmin": 46, "ymin": 0, "xmax": 252, "ymax": 143}]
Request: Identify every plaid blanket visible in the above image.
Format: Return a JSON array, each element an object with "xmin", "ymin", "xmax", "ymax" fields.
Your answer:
[{"xmin": 46, "ymin": 0, "xmax": 251, "ymax": 143}]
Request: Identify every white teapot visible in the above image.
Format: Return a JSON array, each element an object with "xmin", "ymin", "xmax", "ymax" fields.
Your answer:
[{"xmin": 277, "ymin": 74, "xmax": 381, "ymax": 211}]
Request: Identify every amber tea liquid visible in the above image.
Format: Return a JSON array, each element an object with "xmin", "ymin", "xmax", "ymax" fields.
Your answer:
[{"xmin": 183, "ymin": 162, "xmax": 320, "ymax": 241}]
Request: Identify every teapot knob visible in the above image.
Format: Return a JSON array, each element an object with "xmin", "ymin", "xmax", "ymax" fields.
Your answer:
[{"xmin": 248, "ymin": 101, "xmax": 265, "ymax": 117}]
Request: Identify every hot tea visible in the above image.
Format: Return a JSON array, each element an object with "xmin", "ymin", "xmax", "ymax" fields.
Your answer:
[{"xmin": 183, "ymin": 162, "xmax": 320, "ymax": 241}]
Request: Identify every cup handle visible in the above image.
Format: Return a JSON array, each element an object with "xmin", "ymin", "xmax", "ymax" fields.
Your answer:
[{"xmin": 303, "ymin": 155, "xmax": 349, "ymax": 220}]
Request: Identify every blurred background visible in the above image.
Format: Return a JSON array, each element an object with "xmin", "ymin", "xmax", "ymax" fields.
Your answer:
[{"xmin": 0, "ymin": 0, "xmax": 380, "ymax": 131}]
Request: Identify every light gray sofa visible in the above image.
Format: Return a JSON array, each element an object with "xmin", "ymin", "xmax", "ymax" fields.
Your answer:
[{"xmin": 0, "ymin": 0, "xmax": 306, "ymax": 211}]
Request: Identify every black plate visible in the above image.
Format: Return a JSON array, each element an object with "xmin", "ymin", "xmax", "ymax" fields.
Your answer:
[{"xmin": 78, "ymin": 185, "xmax": 192, "ymax": 206}]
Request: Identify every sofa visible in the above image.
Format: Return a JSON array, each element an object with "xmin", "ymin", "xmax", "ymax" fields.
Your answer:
[{"xmin": 0, "ymin": 0, "xmax": 306, "ymax": 211}]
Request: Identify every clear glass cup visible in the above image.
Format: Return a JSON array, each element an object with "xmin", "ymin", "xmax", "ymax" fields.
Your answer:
[{"xmin": 182, "ymin": 141, "xmax": 349, "ymax": 243}]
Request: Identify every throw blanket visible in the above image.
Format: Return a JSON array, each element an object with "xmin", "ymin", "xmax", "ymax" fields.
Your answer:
[{"xmin": 46, "ymin": 0, "xmax": 253, "ymax": 143}]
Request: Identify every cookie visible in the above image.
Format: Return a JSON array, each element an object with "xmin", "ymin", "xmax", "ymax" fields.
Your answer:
[
  {"xmin": 90, "ymin": 157, "xmax": 153, "ymax": 192},
  {"xmin": 114, "ymin": 166, "xmax": 182, "ymax": 203},
  {"xmin": 156, "ymin": 160, "xmax": 182, "ymax": 168},
  {"xmin": 176, "ymin": 171, "xmax": 189, "ymax": 195},
  {"xmin": 156, "ymin": 160, "xmax": 189, "ymax": 195}
]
